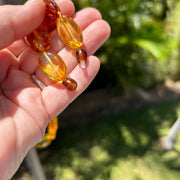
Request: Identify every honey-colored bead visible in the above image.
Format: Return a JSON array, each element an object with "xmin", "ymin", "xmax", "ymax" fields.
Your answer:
[
  {"xmin": 39, "ymin": 51, "xmax": 66, "ymax": 81},
  {"xmin": 36, "ymin": 117, "xmax": 58, "ymax": 149},
  {"xmin": 57, "ymin": 15, "xmax": 83, "ymax": 49},
  {"xmin": 76, "ymin": 49, "xmax": 87, "ymax": 69},
  {"xmin": 63, "ymin": 78, "xmax": 77, "ymax": 91},
  {"xmin": 48, "ymin": 117, "xmax": 58, "ymax": 137},
  {"xmin": 26, "ymin": 24, "xmax": 50, "ymax": 53}
]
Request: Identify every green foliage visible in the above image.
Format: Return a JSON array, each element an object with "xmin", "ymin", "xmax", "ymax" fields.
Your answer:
[
  {"xmin": 165, "ymin": 2, "xmax": 180, "ymax": 80},
  {"xmin": 73, "ymin": 0, "xmax": 176, "ymax": 93}
]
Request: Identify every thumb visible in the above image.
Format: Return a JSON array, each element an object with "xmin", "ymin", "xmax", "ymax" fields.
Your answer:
[{"xmin": 0, "ymin": 0, "xmax": 45, "ymax": 50}]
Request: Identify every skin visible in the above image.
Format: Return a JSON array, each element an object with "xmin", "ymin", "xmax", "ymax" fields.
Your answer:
[{"xmin": 0, "ymin": 0, "xmax": 110, "ymax": 179}]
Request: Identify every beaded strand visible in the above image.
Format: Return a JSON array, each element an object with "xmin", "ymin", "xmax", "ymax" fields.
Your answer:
[{"xmin": 26, "ymin": 0, "xmax": 87, "ymax": 147}]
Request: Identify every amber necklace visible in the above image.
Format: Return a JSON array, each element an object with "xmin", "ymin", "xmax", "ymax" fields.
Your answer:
[{"xmin": 26, "ymin": 0, "xmax": 87, "ymax": 148}]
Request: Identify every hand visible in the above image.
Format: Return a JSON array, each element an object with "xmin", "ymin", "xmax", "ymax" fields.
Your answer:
[{"xmin": 0, "ymin": 0, "xmax": 110, "ymax": 179}]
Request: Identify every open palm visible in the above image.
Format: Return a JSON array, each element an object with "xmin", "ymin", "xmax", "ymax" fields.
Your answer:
[{"xmin": 0, "ymin": 0, "xmax": 110, "ymax": 179}]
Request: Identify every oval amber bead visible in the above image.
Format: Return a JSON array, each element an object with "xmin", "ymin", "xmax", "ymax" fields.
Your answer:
[
  {"xmin": 43, "ymin": 0, "xmax": 61, "ymax": 32},
  {"xmin": 57, "ymin": 15, "xmax": 83, "ymax": 49},
  {"xmin": 39, "ymin": 51, "xmax": 66, "ymax": 81},
  {"xmin": 26, "ymin": 24, "xmax": 50, "ymax": 53},
  {"xmin": 43, "ymin": 0, "xmax": 61, "ymax": 20}
]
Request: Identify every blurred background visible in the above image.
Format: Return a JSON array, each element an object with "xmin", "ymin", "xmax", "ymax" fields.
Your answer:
[{"xmin": 3, "ymin": 0, "xmax": 180, "ymax": 179}]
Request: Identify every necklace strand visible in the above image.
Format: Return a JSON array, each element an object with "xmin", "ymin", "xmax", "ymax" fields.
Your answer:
[{"xmin": 26, "ymin": 0, "xmax": 87, "ymax": 148}]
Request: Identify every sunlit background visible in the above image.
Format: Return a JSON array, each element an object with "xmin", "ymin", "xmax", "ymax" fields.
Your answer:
[{"xmin": 4, "ymin": 0, "xmax": 180, "ymax": 179}]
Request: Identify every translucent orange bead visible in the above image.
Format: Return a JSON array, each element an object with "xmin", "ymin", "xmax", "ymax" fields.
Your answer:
[
  {"xmin": 43, "ymin": 0, "xmax": 61, "ymax": 32},
  {"xmin": 57, "ymin": 15, "xmax": 83, "ymax": 49},
  {"xmin": 63, "ymin": 78, "xmax": 77, "ymax": 91},
  {"xmin": 76, "ymin": 49, "xmax": 87, "ymax": 69},
  {"xmin": 43, "ymin": 0, "xmax": 60, "ymax": 20},
  {"xmin": 39, "ymin": 51, "xmax": 66, "ymax": 81},
  {"xmin": 36, "ymin": 117, "xmax": 58, "ymax": 149},
  {"xmin": 26, "ymin": 24, "xmax": 50, "ymax": 53}
]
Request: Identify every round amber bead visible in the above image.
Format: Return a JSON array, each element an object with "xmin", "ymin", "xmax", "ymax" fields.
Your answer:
[
  {"xmin": 39, "ymin": 51, "xmax": 67, "ymax": 81},
  {"xmin": 26, "ymin": 24, "xmax": 50, "ymax": 53},
  {"xmin": 62, "ymin": 78, "xmax": 77, "ymax": 91},
  {"xmin": 57, "ymin": 15, "xmax": 83, "ymax": 49}
]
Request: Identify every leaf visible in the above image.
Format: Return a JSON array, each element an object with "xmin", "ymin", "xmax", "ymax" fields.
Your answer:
[{"xmin": 135, "ymin": 39, "xmax": 168, "ymax": 60}]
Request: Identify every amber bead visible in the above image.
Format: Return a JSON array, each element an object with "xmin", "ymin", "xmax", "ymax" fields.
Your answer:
[
  {"xmin": 36, "ymin": 117, "xmax": 58, "ymax": 149},
  {"xmin": 76, "ymin": 49, "xmax": 87, "ymax": 69},
  {"xmin": 48, "ymin": 117, "xmax": 58, "ymax": 136},
  {"xmin": 57, "ymin": 15, "xmax": 83, "ymax": 49},
  {"xmin": 43, "ymin": 0, "xmax": 60, "ymax": 20},
  {"xmin": 43, "ymin": 0, "xmax": 61, "ymax": 32},
  {"xmin": 62, "ymin": 77, "xmax": 77, "ymax": 91},
  {"xmin": 26, "ymin": 24, "xmax": 50, "ymax": 53},
  {"xmin": 39, "ymin": 51, "xmax": 66, "ymax": 81}
]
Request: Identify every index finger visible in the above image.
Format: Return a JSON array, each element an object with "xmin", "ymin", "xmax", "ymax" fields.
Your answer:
[{"xmin": 0, "ymin": 0, "xmax": 45, "ymax": 50}]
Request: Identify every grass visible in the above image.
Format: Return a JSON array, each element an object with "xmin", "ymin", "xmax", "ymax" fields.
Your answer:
[{"xmin": 13, "ymin": 98, "xmax": 180, "ymax": 180}]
